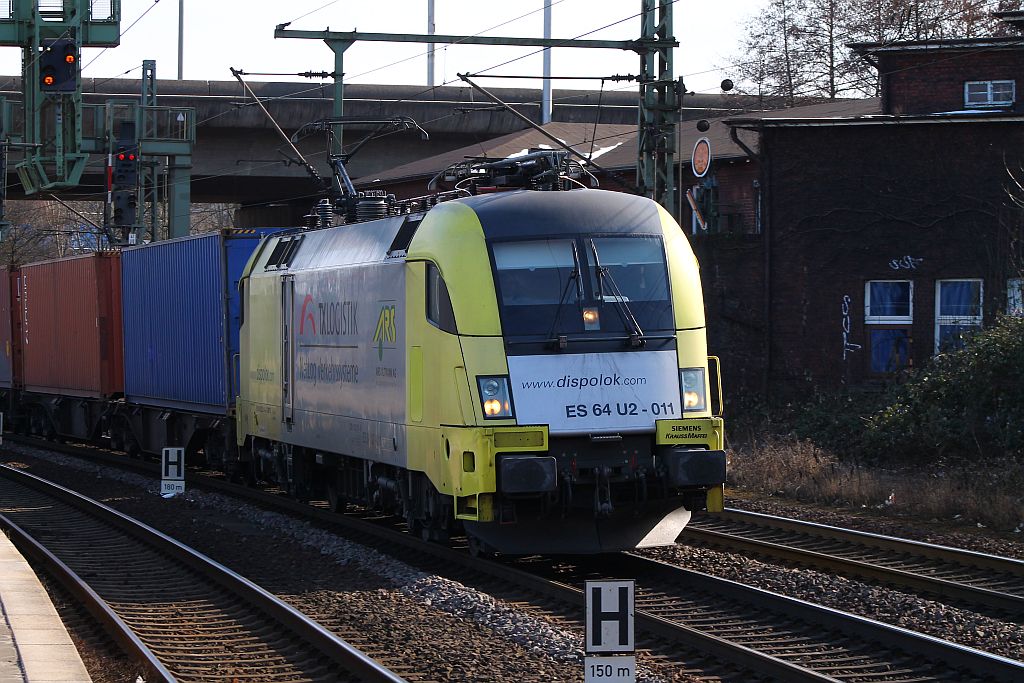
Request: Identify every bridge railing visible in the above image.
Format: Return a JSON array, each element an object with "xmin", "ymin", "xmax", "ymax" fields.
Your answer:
[{"xmin": 81, "ymin": 101, "xmax": 194, "ymax": 155}]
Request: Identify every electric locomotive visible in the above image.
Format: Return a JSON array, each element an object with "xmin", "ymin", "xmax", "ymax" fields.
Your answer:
[{"xmin": 237, "ymin": 185, "xmax": 726, "ymax": 554}]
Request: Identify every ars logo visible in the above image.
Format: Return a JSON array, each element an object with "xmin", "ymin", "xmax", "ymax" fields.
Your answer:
[{"xmin": 372, "ymin": 304, "xmax": 397, "ymax": 360}]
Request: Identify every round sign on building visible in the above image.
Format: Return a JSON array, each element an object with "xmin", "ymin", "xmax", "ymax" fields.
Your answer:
[{"xmin": 692, "ymin": 137, "xmax": 711, "ymax": 178}]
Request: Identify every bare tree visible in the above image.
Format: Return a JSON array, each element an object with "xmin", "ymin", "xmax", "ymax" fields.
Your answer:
[
  {"xmin": 733, "ymin": 0, "xmax": 812, "ymax": 106},
  {"xmin": 0, "ymin": 199, "xmax": 108, "ymax": 266},
  {"xmin": 729, "ymin": 0, "xmax": 1024, "ymax": 103}
]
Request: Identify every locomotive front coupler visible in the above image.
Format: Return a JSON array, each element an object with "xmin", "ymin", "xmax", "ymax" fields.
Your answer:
[{"xmin": 594, "ymin": 466, "xmax": 614, "ymax": 517}]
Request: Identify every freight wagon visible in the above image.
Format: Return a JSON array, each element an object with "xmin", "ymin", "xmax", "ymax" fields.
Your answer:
[{"xmin": 4, "ymin": 230, "xmax": 280, "ymax": 457}]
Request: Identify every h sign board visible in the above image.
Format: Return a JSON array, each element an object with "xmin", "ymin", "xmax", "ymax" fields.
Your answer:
[
  {"xmin": 585, "ymin": 580, "xmax": 635, "ymax": 654},
  {"xmin": 161, "ymin": 447, "xmax": 185, "ymax": 496}
]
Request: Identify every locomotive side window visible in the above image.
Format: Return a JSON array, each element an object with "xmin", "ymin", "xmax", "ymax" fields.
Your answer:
[
  {"xmin": 865, "ymin": 280, "xmax": 913, "ymax": 374},
  {"xmin": 426, "ymin": 263, "xmax": 457, "ymax": 333}
]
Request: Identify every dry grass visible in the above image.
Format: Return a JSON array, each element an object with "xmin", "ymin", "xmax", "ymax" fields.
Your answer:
[{"xmin": 728, "ymin": 435, "xmax": 1024, "ymax": 531}]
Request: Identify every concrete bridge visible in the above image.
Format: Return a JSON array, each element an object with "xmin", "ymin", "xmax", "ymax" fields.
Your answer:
[{"xmin": 1, "ymin": 75, "xmax": 755, "ymax": 221}]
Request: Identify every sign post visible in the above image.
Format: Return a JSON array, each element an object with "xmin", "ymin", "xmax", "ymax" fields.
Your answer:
[
  {"xmin": 161, "ymin": 447, "xmax": 185, "ymax": 496},
  {"xmin": 584, "ymin": 580, "xmax": 636, "ymax": 683}
]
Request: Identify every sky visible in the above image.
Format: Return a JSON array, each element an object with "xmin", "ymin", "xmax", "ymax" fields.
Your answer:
[{"xmin": 0, "ymin": 1, "xmax": 759, "ymax": 94}]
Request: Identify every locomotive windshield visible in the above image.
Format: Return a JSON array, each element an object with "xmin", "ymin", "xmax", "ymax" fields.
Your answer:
[{"xmin": 492, "ymin": 235, "xmax": 673, "ymax": 338}]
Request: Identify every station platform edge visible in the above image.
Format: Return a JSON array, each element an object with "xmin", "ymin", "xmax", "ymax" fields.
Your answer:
[{"xmin": 0, "ymin": 530, "xmax": 91, "ymax": 683}]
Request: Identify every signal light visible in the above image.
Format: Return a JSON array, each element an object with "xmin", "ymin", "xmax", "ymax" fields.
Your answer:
[
  {"xmin": 112, "ymin": 145, "xmax": 140, "ymax": 187},
  {"xmin": 111, "ymin": 190, "xmax": 137, "ymax": 227},
  {"xmin": 39, "ymin": 39, "xmax": 77, "ymax": 93}
]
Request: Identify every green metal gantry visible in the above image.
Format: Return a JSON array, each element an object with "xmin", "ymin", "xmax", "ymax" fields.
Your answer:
[
  {"xmin": 0, "ymin": 0, "xmax": 121, "ymax": 192},
  {"xmin": 274, "ymin": 0, "xmax": 682, "ymax": 217}
]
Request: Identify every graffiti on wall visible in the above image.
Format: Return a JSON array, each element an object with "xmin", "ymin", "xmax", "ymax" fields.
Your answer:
[
  {"xmin": 888, "ymin": 255, "xmax": 924, "ymax": 270},
  {"xmin": 842, "ymin": 295, "xmax": 862, "ymax": 360}
]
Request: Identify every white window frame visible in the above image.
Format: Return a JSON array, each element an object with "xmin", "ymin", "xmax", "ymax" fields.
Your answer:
[
  {"xmin": 934, "ymin": 278, "xmax": 984, "ymax": 353},
  {"xmin": 963, "ymin": 80, "xmax": 1015, "ymax": 107},
  {"xmin": 1009, "ymin": 278, "xmax": 1023, "ymax": 316},
  {"xmin": 865, "ymin": 280, "xmax": 913, "ymax": 324}
]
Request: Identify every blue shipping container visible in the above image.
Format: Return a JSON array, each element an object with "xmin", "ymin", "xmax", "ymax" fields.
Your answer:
[{"xmin": 121, "ymin": 228, "xmax": 285, "ymax": 414}]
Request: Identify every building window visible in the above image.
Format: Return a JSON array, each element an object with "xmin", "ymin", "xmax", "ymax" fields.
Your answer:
[
  {"xmin": 865, "ymin": 280, "xmax": 912, "ymax": 323},
  {"xmin": 964, "ymin": 80, "xmax": 1015, "ymax": 107},
  {"xmin": 865, "ymin": 280, "xmax": 912, "ymax": 374},
  {"xmin": 1008, "ymin": 278, "xmax": 1022, "ymax": 316},
  {"xmin": 935, "ymin": 279, "xmax": 983, "ymax": 352},
  {"xmin": 868, "ymin": 328, "xmax": 912, "ymax": 375}
]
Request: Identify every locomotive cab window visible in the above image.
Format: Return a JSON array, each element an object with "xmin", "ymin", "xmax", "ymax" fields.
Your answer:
[
  {"xmin": 426, "ymin": 263, "xmax": 457, "ymax": 333},
  {"xmin": 493, "ymin": 238, "xmax": 582, "ymax": 336},
  {"xmin": 588, "ymin": 236, "xmax": 672, "ymax": 331},
  {"xmin": 491, "ymin": 235, "xmax": 673, "ymax": 338}
]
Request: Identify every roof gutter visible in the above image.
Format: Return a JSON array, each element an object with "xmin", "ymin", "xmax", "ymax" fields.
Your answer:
[
  {"xmin": 726, "ymin": 113, "xmax": 1024, "ymax": 128},
  {"xmin": 729, "ymin": 124, "xmax": 759, "ymax": 161}
]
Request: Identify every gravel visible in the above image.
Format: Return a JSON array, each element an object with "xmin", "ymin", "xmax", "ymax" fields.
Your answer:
[
  {"xmin": 727, "ymin": 491, "xmax": 1024, "ymax": 560},
  {"xmin": 6, "ymin": 443, "xmax": 1022, "ymax": 680},
  {"xmin": 639, "ymin": 542, "xmax": 1024, "ymax": 661},
  {"xmin": 2, "ymin": 446, "xmax": 685, "ymax": 683}
]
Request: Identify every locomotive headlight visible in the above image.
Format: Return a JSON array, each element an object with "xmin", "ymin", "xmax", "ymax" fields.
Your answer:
[
  {"xmin": 477, "ymin": 376, "xmax": 514, "ymax": 419},
  {"xmin": 680, "ymin": 367, "xmax": 707, "ymax": 412},
  {"xmin": 481, "ymin": 378, "xmax": 501, "ymax": 397}
]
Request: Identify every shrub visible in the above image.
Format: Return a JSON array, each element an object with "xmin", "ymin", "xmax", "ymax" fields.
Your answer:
[{"xmin": 861, "ymin": 315, "xmax": 1024, "ymax": 463}]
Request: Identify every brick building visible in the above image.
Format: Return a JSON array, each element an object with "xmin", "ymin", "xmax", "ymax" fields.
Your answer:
[{"xmin": 688, "ymin": 31, "xmax": 1024, "ymax": 401}]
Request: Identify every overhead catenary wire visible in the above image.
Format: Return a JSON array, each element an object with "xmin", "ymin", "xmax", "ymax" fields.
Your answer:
[{"xmin": 8, "ymin": 2, "xmax": 703, "ymax": 221}]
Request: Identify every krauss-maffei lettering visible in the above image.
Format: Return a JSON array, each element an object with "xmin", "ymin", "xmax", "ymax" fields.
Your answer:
[{"xmin": 318, "ymin": 300, "xmax": 358, "ymax": 336}]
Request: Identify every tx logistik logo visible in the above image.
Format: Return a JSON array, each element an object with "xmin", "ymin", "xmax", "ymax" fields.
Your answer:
[
  {"xmin": 299, "ymin": 294, "xmax": 316, "ymax": 335},
  {"xmin": 299, "ymin": 294, "xmax": 358, "ymax": 337},
  {"xmin": 373, "ymin": 304, "xmax": 397, "ymax": 360}
]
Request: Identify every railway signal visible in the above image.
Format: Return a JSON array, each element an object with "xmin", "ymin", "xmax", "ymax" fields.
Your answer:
[
  {"xmin": 39, "ymin": 39, "xmax": 78, "ymax": 93},
  {"xmin": 112, "ymin": 145, "xmax": 140, "ymax": 187},
  {"xmin": 111, "ymin": 189, "xmax": 137, "ymax": 228}
]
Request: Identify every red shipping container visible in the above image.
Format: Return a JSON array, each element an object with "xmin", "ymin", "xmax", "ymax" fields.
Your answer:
[{"xmin": 20, "ymin": 253, "xmax": 123, "ymax": 398}]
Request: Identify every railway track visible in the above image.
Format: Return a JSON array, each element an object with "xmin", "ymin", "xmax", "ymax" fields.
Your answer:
[
  {"xmin": 683, "ymin": 508, "xmax": 1024, "ymax": 614},
  {"xmin": 537, "ymin": 552, "xmax": 1023, "ymax": 682},
  {"xmin": 7, "ymin": 439, "xmax": 1024, "ymax": 682},
  {"xmin": 0, "ymin": 463, "xmax": 405, "ymax": 683}
]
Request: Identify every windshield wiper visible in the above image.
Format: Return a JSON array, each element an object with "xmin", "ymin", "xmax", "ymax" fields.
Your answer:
[
  {"xmin": 545, "ymin": 241, "xmax": 584, "ymax": 349},
  {"xmin": 589, "ymin": 239, "xmax": 645, "ymax": 348}
]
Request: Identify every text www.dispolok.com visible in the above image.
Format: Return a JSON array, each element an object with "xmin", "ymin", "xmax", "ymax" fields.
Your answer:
[{"xmin": 520, "ymin": 373, "xmax": 647, "ymax": 390}]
